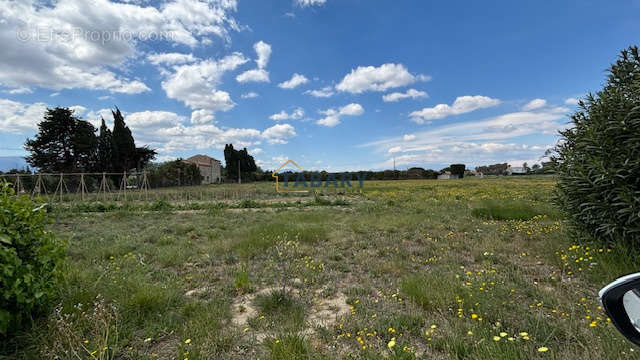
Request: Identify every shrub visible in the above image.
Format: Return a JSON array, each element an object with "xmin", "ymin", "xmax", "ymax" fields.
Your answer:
[
  {"xmin": 553, "ymin": 46, "xmax": 640, "ymax": 245},
  {"xmin": 0, "ymin": 182, "xmax": 64, "ymax": 334}
]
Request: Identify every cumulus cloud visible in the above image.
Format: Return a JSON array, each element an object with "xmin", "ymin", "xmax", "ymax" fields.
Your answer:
[
  {"xmin": 409, "ymin": 95, "xmax": 501, "ymax": 123},
  {"xmin": 147, "ymin": 53, "xmax": 197, "ymax": 66},
  {"xmin": 304, "ymin": 86, "xmax": 334, "ymax": 98},
  {"xmin": 564, "ymin": 97, "xmax": 580, "ymax": 105},
  {"xmin": 125, "ymin": 111, "xmax": 186, "ymax": 129},
  {"xmin": 522, "ymin": 98, "xmax": 547, "ymax": 111},
  {"xmin": 254, "ymin": 41, "xmax": 272, "ymax": 69},
  {"xmin": 190, "ymin": 109, "xmax": 215, "ymax": 124},
  {"xmin": 262, "ymin": 123, "xmax": 297, "ymax": 144},
  {"xmin": 382, "ymin": 88, "xmax": 428, "ymax": 102},
  {"xmin": 316, "ymin": 103, "xmax": 364, "ymax": 127},
  {"xmin": 0, "ymin": 99, "xmax": 48, "ymax": 133},
  {"xmin": 236, "ymin": 69, "xmax": 269, "ymax": 83},
  {"xmin": 388, "ymin": 146, "xmax": 402, "ymax": 154},
  {"xmin": 161, "ymin": 53, "xmax": 248, "ymax": 111},
  {"xmin": 336, "ymin": 63, "xmax": 429, "ymax": 94},
  {"xmin": 278, "ymin": 73, "xmax": 309, "ymax": 89},
  {"xmin": 269, "ymin": 107, "xmax": 305, "ymax": 121},
  {"xmin": 296, "ymin": 0, "xmax": 327, "ymax": 7},
  {"xmin": 0, "ymin": 0, "xmax": 241, "ymax": 94},
  {"xmin": 236, "ymin": 40, "xmax": 271, "ymax": 83}
]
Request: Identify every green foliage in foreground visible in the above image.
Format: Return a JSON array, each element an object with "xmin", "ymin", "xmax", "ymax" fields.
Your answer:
[
  {"xmin": 554, "ymin": 46, "xmax": 640, "ymax": 245},
  {"xmin": 0, "ymin": 182, "xmax": 64, "ymax": 334}
]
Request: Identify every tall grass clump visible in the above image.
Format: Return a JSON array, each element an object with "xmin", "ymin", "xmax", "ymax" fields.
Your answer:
[{"xmin": 553, "ymin": 46, "xmax": 640, "ymax": 246}]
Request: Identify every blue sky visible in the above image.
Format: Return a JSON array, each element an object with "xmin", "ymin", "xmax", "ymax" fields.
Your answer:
[{"xmin": 1, "ymin": 0, "xmax": 638, "ymax": 171}]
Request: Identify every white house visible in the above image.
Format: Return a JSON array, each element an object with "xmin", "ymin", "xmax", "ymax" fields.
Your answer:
[
  {"xmin": 506, "ymin": 165, "xmax": 527, "ymax": 175},
  {"xmin": 184, "ymin": 154, "xmax": 222, "ymax": 184}
]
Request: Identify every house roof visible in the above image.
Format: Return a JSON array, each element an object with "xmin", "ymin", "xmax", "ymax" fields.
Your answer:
[{"xmin": 184, "ymin": 154, "xmax": 220, "ymax": 166}]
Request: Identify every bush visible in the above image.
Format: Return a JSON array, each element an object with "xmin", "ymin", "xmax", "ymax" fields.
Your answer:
[
  {"xmin": 0, "ymin": 182, "xmax": 64, "ymax": 334},
  {"xmin": 553, "ymin": 46, "xmax": 640, "ymax": 245}
]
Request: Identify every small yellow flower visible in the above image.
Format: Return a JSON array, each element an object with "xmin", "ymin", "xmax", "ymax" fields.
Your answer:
[
  {"xmin": 471, "ymin": 314, "xmax": 478, "ymax": 319},
  {"xmin": 538, "ymin": 346, "xmax": 549, "ymax": 352},
  {"xmin": 388, "ymin": 337, "xmax": 396, "ymax": 348},
  {"xmin": 500, "ymin": 332, "xmax": 507, "ymax": 337},
  {"xmin": 83, "ymin": 339, "xmax": 89, "ymax": 344},
  {"xmin": 467, "ymin": 330, "xmax": 473, "ymax": 335},
  {"xmin": 184, "ymin": 339, "xmax": 191, "ymax": 344},
  {"xmin": 493, "ymin": 336, "xmax": 501, "ymax": 341},
  {"xmin": 430, "ymin": 324, "xmax": 437, "ymax": 329},
  {"xmin": 275, "ymin": 339, "xmax": 280, "ymax": 344},
  {"xmin": 243, "ymin": 327, "xmax": 249, "ymax": 332}
]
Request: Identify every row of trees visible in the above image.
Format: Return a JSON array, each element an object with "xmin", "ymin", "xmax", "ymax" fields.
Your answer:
[{"xmin": 24, "ymin": 107, "xmax": 156, "ymax": 173}]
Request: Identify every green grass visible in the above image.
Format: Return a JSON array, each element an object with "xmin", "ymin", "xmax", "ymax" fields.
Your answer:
[
  {"xmin": 3, "ymin": 177, "xmax": 639, "ymax": 359},
  {"xmin": 471, "ymin": 199, "xmax": 561, "ymax": 220}
]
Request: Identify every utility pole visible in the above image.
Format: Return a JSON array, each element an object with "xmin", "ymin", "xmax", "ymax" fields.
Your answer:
[
  {"xmin": 393, "ymin": 157, "xmax": 396, "ymax": 171},
  {"xmin": 238, "ymin": 159, "xmax": 241, "ymax": 184}
]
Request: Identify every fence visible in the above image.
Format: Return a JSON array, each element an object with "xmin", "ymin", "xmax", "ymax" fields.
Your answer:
[{"xmin": 0, "ymin": 172, "xmax": 263, "ymax": 203}]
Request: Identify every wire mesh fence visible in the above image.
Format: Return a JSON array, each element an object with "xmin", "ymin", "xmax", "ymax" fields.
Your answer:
[{"xmin": 0, "ymin": 172, "xmax": 266, "ymax": 203}]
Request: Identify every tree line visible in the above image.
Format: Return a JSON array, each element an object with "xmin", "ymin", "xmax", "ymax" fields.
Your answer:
[{"xmin": 24, "ymin": 107, "xmax": 156, "ymax": 173}]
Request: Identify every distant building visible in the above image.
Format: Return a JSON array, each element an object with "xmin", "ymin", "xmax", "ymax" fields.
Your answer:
[
  {"xmin": 437, "ymin": 171, "xmax": 460, "ymax": 180},
  {"xmin": 184, "ymin": 155, "xmax": 221, "ymax": 184},
  {"xmin": 506, "ymin": 165, "xmax": 527, "ymax": 175}
]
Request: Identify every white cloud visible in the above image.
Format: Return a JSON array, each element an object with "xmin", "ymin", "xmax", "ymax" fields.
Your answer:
[
  {"xmin": 564, "ymin": 97, "xmax": 580, "ymax": 105},
  {"xmin": 254, "ymin": 41, "xmax": 272, "ymax": 69},
  {"xmin": 69, "ymin": 105, "xmax": 88, "ymax": 116},
  {"xmin": 0, "ymin": 0, "xmax": 241, "ymax": 94},
  {"xmin": 0, "ymin": 99, "xmax": 47, "ymax": 133},
  {"xmin": 403, "ymin": 134, "xmax": 416, "ymax": 141},
  {"xmin": 125, "ymin": 111, "xmax": 186, "ymax": 129},
  {"xmin": 147, "ymin": 52, "xmax": 197, "ymax": 66},
  {"xmin": 190, "ymin": 109, "xmax": 215, "ymax": 124},
  {"xmin": 251, "ymin": 147, "xmax": 263, "ymax": 155},
  {"xmin": 382, "ymin": 89, "xmax": 428, "ymax": 102},
  {"xmin": 241, "ymin": 91, "xmax": 259, "ymax": 99},
  {"xmin": 6, "ymin": 87, "xmax": 33, "ymax": 95},
  {"xmin": 296, "ymin": 0, "xmax": 327, "ymax": 7},
  {"xmin": 236, "ymin": 40, "xmax": 271, "ymax": 83},
  {"xmin": 336, "ymin": 63, "xmax": 429, "ymax": 94},
  {"xmin": 304, "ymin": 86, "xmax": 334, "ymax": 98},
  {"xmin": 410, "ymin": 95, "xmax": 501, "ymax": 123},
  {"xmin": 236, "ymin": 68, "xmax": 270, "ymax": 83},
  {"xmin": 161, "ymin": 53, "xmax": 248, "ymax": 111},
  {"xmin": 522, "ymin": 98, "xmax": 547, "ymax": 111},
  {"xmin": 362, "ymin": 107, "xmax": 568, "ymax": 169},
  {"xmin": 388, "ymin": 146, "xmax": 402, "ymax": 154},
  {"xmin": 278, "ymin": 73, "xmax": 309, "ymax": 89},
  {"xmin": 270, "ymin": 107, "xmax": 305, "ymax": 121},
  {"xmin": 316, "ymin": 103, "xmax": 364, "ymax": 127},
  {"xmin": 262, "ymin": 123, "xmax": 297, "ymax": 144}
]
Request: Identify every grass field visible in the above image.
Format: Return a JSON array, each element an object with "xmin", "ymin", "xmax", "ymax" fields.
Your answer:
[{"xmin": 4, "ymin": 176, "xmax": 639, "ymax": 359}]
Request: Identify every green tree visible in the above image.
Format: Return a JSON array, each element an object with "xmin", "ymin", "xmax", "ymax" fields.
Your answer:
[
  {"xmin": 95, "ymin": 117, "xmax": 113, "ymax": 172},
  {"xmin": 110, "ymin": 108, "xmax": 136, "ymax": 173},
  {"xmin": 24, "ymin": 107, "xmax": 97, "ymax": 173},
  {"xmin": 553, "ymin": 46, "xmax": 640, "ymax": 245}
]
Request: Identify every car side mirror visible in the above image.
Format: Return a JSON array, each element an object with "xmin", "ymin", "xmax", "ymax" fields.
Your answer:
[{"xmin": 599, "ymin": 273, "xmax": 640, "ymax": 346}]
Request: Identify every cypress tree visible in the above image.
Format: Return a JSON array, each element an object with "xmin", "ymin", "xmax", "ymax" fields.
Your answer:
[{"xmin": 111, "ymin": 108, "xmax": 136, "ymax": 172}]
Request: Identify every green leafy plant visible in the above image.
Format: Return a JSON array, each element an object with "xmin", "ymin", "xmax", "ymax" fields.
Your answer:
[
  {"xmin": 0, "ymin": 182, "xmax": 65, "ymax": 334},
  {"xmin": 553, "ymin": 46, "xmax": 640, "ymax": 245}
]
